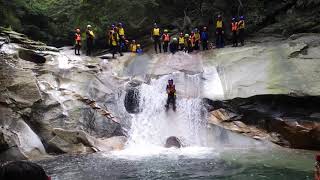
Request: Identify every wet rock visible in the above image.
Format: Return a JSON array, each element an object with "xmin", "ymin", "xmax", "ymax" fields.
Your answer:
[
  {"xmin": 165, "ymin": 136, "xmax": 182, "ymax": 148},
  {"xmin": 124, "ymin": 88, "xmax": 140, "ymax": 114},
  {"xmin": 47, "ymin": 128, "xmax": 127, "ymax": 154},
  {"xmin": 95, "ymin": 136, "xmax": 127, "ymax": 151},
  {"xmin": 0, "ymin": 106, "xmax": 47, "ymax": 161},
  {"xmin": 18, "ymin": 49, "xmax": 46, "ymax": 63}
]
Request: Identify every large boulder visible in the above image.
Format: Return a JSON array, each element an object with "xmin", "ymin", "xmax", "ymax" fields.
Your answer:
[
  {"xmin": 165, "ymin": 136, "xmax": 182, "ymax": 148},
  {"xmin": 47, "ymin": 128, "xmax": 127, "ymax": 154},
  {"xmin": 0, "ymin": 106, "xmax": 46, "ymax": 161}
]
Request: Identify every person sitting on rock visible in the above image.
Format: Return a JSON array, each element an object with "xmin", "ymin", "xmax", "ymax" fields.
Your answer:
[
  {"xmin": 74, "ymin": 28, "xmax": 82, "ymax": 55},
  {"xmin": 315, "ymin": 154, "xmax": 320, "ymax": 180},
  {"xmin": 136, "ymin": 44, "xmax": 143, "ymax": 55},
  {"xmin": 129, "ymin": 40, "xmax": 137, "ymax": 53},
  {"xmin": 0, "ymin": 161, "xmax": 51, "ymax": 180},
  {"xmin": 169, "ymin": 38, "xmax": 179, "ymax": 54},
  {"xmin": 165, "ymin": 79, "xmax": 176, "ymax": 111}
]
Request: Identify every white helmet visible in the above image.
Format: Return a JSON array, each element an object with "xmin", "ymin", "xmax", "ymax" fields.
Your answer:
[{"xmin": 87, "ymin": 25, "xmax": 92, "ymax": 28}]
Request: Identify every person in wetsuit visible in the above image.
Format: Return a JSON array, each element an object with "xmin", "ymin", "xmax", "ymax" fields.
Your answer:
[{"xmin": 166, "ymin": 79, "xmax": 176, "ymax": 111}]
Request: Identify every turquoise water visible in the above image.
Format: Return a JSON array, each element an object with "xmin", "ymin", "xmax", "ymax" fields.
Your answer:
[{"xmin": 39, "ymin": 147, "xmax": 314, "ymax": 180}]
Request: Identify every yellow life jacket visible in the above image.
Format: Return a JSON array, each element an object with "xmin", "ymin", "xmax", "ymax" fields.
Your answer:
[
  {"xmin": 153, "ymin": 28, "xmax": 160, "ymax": 36},
  {"xmin": 89, "ymin": 30, "xmax": 95, "ymax": 38},
  {"xmin": 179, "ymin": 37, "xmax": 185, "ymax": 44},
  {"xmin": 131, "ymin": 44, "xmax": 137, "ymax": 52},
  {"xmin": 194, "ymin": 33, "xmax": 200, "ymax": 41},
  {"xmin": 238, "ymin": 20, "xmax": 245, "ymax": 29},
  {"xmin": 111, "ymin": 32, "xmax": 119, "ymax": 46},
  {"xmin": 119, "ymin": 28, "xmax": 125, "ymax": 36},
  {"xmin": 216, "ymin": 20, "xmax": 223, "ymax": 28}
]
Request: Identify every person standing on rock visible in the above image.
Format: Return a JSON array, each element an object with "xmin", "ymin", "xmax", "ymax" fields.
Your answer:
[
  {"xmin": 118, "ymin": 22, "xmax": 126, "ymax": 52},
  {"xmin": 194, "ymin": 28, "xmax": 201, "ymax": 51},
  {"xmin": 238, "ymin": 16, "xmax": 245, "ymax": 46},
  {"xmin": 162, "ymin": 29, "xmax": 170, "ymax": 53},
  {"xmin": 178, "ymin": 32, "xmax": 185, "ymax": 51},
  {"xmin": 74, "ymin": 28, "xmax": 82, "ymax": 55},
  {"xmin": 215, "ymin": 15, "xmax": 225, "ymax": 48},
  {"xmin": 151, "ymin": 23, "xmax": 162, "ymax": 53},
  {"xmin": 315, "ymin": 154, "xmax": 320, "ymax": 180},
  {"xmin": 86, "ymin": 25, "xmax": 95, "ymax": 56},
  {"xmin": 201, "ymin": 26, "xmax": 209, "ymax": 50},
  {"xmin": 231, "ymin": 17, "xmax": 239, "ymax": 47},
  {"xmin": 109, "ymin": 27, "xmax": 123, "ymax": 59}
]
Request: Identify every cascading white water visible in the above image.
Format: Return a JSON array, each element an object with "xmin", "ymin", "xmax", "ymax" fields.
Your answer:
[{"xmin": 125, "ymin": 72, "xmax": 208, "ymax": 150}]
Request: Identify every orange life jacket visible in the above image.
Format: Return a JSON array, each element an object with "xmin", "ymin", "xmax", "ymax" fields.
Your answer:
[
  {"xmin": 167, "ymin": 85, "xmax": 176, "ymax": 95},
  {"xmin": 231, "ymin": 22, "xmax": 238, "ymax": 32},
  {"xmin": 75, "ymin": 34, "xmax": 81, "ymax": 41},
  {"xmin": 163, "ymin": 34, "xmax": 170, "ymax": 42}
]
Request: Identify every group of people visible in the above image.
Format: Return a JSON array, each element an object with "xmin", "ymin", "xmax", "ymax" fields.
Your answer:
[
  {"xmin": 216, "ymin": 15, "xmax": 246, "ymax": 48},
  {"xmin": 151, "ymin": 23, "xmax": 209, "ymax": 54},
  {"xmin": 74, "ymin": 23, "xmax": 143, "ymax": 58},
  {"xmin": 73, "ymin": 15, "xmax": 246, "ymax": 57}
]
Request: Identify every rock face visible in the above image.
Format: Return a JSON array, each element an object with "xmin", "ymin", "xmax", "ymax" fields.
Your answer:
[
  {"xmin": 202, "ymin": 33, "xmax": 320, "ymax": 100},
  {"xmin": 165, "ymin": 136, "xmax": 182, "ymax": 148},
  {"xmin": 0, "ymin": 28, "xmax": 128, "ymax": 161},
  {"xmin": 206, "ymin": 95, "xmax": 320, "ymax": 150}
]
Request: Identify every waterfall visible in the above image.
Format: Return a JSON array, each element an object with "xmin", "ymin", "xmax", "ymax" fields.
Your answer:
[{"xmin": 125, "ymin": 72, "xmax": 208, "ymax": 149}]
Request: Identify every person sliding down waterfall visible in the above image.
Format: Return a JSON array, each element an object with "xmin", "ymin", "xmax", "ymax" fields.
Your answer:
[{"xmin": 165, "ymin": 79, "xmax": 176, "ymax": 112}]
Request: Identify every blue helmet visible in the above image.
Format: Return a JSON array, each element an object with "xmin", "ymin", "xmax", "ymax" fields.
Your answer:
[
  {"xmin": 240, "ymin": 16, "xmax": 244, "ymax": 20},
  {"xmin": 232, "ymin": 17, "xmax": 236, "ymax": 21}
]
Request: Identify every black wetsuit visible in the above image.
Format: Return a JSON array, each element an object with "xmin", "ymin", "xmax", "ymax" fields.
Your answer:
[
  {"xmin": 169, "ymin": 42, "xmax": 179, "ymax": 54},
  {"xmin": 86, "ymin": 30, "xmax": 94, "ymax": 56},
  {"xmin": 166, "ymin": 84, "xmax": 176, "ymax": 111}
]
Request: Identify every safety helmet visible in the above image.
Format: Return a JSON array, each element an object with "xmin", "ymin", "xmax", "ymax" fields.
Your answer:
[
  {"xmin": 180, "ymin": 32, "xmax": 183, "ymax": 36},
  {"xmin": 232, "ymin": 17, "xmax": 236, "ymax": 21},
  {"xmin": 185, "ymin": 34, "xmax": 189, "ymax": 38},
  {"xmin": 164, "ymin": 29, "xmax": 168, "ymax": 33},
  {"xmin": 173, "ymin": 37, "xmax": 178, "ymax": 42},
  {"xmin": 154, "ymin": 23, "xmax": 157, "ymax": 27},
  {"xmin": 137, "ymin": 44, "xmax": 141, "ymax": 47},
  {"xmin": 118, "ymin": 22, "xmax": 123, "ymax": 26},
  {"xmin": 87, "ymin": 25, "xmax": 92, "ymax": 28},
  {"xmin": 203, "ymin": 26, "xmax": 207, "ymax": 30},
  {"xmin": 195, "ymin": 28, "xmax": 198, "ymax": 32},
  {"xmin": 111, "ymin": 24, "xmax": 115, "ymax": 28},
  {"xmin": 240, "ymin": 16, "xmax": 244, "ymax": 20},
  {"xmin": 76, "ymin": 28, "xmax": 80, "ymax": 33},
  {"xmin": 132, "ymin": 40, "xmax": 136, "ymax": 43},
  {"xmin": 218, "ymin": 15, "xmax": 222, "ymax": 18}
]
